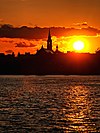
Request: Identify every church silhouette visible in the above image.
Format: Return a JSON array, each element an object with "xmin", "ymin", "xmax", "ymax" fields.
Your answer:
[{"xmin": 36, "ymin": 29, "xmax": 60, "ymax": 55}]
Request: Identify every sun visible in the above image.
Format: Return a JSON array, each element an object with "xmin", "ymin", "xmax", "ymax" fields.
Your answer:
[{"xmin": 73, "ymin": 40, "xmax": 84, "ymax": 51}]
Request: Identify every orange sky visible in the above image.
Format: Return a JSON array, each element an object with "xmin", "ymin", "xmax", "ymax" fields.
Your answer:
[
  {"xmin": 0, "ymin": 35, "xmax": 100, "ymax": 55},
  {"xmin": 0, "ymin": 0, "xmax": 100, "ymax": 28},
  {"xmin": 0, "ymin": 0, "xmax": 100, "ymax": 54}
]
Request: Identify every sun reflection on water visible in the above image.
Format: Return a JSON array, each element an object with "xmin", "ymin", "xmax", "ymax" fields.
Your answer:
[{"xmin": 64, "ymin": 85, "xmax": 97, "ymax": 132}]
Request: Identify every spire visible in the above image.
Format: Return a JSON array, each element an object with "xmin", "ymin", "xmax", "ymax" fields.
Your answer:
[
  {"xmin": 48, "ymin": 28, "xmax": 51, "ymax": 38},
  {"xmin": 48, "ymin": 28, "xmax": 51, "ymax": 41},
  {"xmin": 47, "ymin": 28, "xmax": 52, "ymax": 51},
  {"xmin": 41, "ymin": 45, "xmax": 44, "ymax": 49},
  {"xmin": 55, "ymin": 45, "xmax": 59, "ymax": 53},
  {"xmin": 56, "ymin": 45, "xmax": 58, "ymax": 51}
]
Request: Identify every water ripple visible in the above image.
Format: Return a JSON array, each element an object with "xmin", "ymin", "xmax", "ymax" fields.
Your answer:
[{"xmin": 0, "ymin": 75, "xmax": 100, "ymax": 132}]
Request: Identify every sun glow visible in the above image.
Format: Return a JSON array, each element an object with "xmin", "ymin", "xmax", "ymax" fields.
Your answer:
[
  {"xmin": 73, "ymin": 41, "xmax": 84, "ymax": 51},
  {"xmin": 68, "ymin": 36, "xmax": 89, "ymax": 52}
]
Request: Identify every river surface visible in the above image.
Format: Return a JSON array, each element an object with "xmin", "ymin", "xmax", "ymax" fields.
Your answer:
[{"xmin": 0, "ymin": 75, "xmax": 100, "ymax": 132}]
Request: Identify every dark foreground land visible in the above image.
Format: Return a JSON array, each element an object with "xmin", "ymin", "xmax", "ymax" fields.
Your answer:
[{"xmin": 0, "ymin": 52, "xmax": 100, "ymax": 75}]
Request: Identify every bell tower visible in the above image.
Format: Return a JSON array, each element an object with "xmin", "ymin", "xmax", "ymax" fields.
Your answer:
[{"xmin": 47, "ymin": 29, "xmax": 52, "ymax": 51}]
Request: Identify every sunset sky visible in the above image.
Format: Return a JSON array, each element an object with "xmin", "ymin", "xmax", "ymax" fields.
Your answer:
[
  {"xmin": 0, "ymin": 0, "xmax": 100, "ymax": 55},
  {"xmin": 0, "ymin": 0, "xmax": 100, "ymax": 27}
]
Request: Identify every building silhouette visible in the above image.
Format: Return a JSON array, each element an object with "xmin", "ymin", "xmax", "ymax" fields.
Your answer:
[
  {"xmin": 36, "ymin": 29, "xmax": 55, "ymax": 55},
  {"xmin": 36, "ymin": 29, "xmax": 61, "ymax": 55}
]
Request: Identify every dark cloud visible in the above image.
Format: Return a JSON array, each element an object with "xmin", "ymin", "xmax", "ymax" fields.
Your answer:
[
  {"xmin": 73, "ymin": 22, "xmax": 88, "ymax": 27},
  {"xmin": 15, "ymin": 42, "xmax": 36, "ymax": 47},
  {"xmin": 0, "ymin": 24, "xmax": 100, "ymax": 39},
  {"xmin": 0, "ymin": 24, "xmax": 13, "ymax": 28},
  {"xmin": 2, "ymin": 40, "xmax": 14, "ymax": 43},
  {"xmin": 9, "ymin": 40, "xmax": 14, "ymax": 43},
  {"xmin": 29, "ymin": 43, "xmax": 36, "ymax": 47},
  {"xmin": 5, "ymin": 50, "xmax": 13, "ymax": 54},
  {"xmin": 81, "ymin": 22, "xmax": 88, "ymax": 26}
]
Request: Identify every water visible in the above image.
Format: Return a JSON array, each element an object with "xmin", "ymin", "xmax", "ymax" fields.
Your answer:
[{"xmin": 0, "ymin": 75, "xmax": 100, "ymax": 132}]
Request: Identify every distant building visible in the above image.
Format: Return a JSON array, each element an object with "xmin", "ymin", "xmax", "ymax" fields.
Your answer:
[
  {"xmin": 25, "ymin": 52, "xmax": 30, "ymax": 56},
  {"xmin": 55, "ymin": 45, "xmax": 62, "ymax": 54},
  {"xmin": 36, "ymin": 29, "xmax": 56, "ymax": 55}
]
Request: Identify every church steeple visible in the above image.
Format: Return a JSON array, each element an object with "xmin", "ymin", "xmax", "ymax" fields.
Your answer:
[
  {"xmin": 47, "ymin": 29, "xmax": 52, "ymax": 51},
  {"xmin": 56, "ymin": 45, "xmax": 58, "ymax": 52},
  {"xmin": 48, "ymin": 29, "xmax": 51, "ymax": 38}
]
